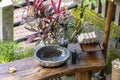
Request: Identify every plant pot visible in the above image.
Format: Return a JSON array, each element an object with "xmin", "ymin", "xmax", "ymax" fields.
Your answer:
[{"xmin": 34, "ymin": 45, "xmax": 70, "ymax": 67}]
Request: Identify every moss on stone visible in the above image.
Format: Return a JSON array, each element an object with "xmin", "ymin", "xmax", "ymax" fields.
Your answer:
[
  {"xmin": 84, "ymin": 8, "xmax": 120, "ymax": 38},
  {"xmin": 70, "ymin": 5, "xmax": 81, "ymax": 19},
  {"xmin": 84, "ymin": 8, "xmax": 105, "ymax": 30},
  {"xmin": 71, "ymin": 7, "xmax": 120, "ymax": 39}
]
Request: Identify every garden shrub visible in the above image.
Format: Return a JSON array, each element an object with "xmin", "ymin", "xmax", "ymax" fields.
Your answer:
[
  {"xmin": 0, "ymin": 41, "xmax": 17, "ymax": 64},
  {"xmin": 0, "ymin": 41, "xmax": 34, "ymax": 64}
]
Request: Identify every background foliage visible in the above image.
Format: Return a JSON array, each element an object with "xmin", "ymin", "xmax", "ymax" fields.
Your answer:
[{"xmin": 0, "ymin": 41, "xmax": 34, "ymax": 64}]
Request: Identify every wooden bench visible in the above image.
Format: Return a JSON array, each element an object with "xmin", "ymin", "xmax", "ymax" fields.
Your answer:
[{"xmin": 0, "ymin": 43, "xmax": 105, "ymax": 80}]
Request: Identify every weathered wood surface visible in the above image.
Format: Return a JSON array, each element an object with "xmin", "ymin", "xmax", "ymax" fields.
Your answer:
[
  {"xmin": 75, "ymin": 71, "xmax": 91, "ymax": 80},
  {"xmin": 106, "ymin": 74, "xmax": 111, "ymax": 80},
  {"xmin": 0, "ymin": 43, "xmax": 105, "ymax": 80},
  {"xmin": 103, "ymin": 1, "xmax": 114, "ymax": 59}
]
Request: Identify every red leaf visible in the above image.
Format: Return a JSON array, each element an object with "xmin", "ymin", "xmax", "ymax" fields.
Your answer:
[
  {"xmin": 33, "ymin": 0, "xmax": 43, "ymax": 14},
  {"xmin": 51, "ymin": 0, "xmax": 58, "ymax": 13},
  {"xmin": 34, "ymin": 0, "xmax": 39, "ymax": 14},
  {"xmin": 57, "ymin": 0, "xmax": 62, "ymax": 13},
  {"xmin": 25, "ymin": 0, "xmax": 30, "ymax": 8},
  {"xmin": 43, "ymin": 18, "xmax": 50, "ymax": 24},
  {"xmin": 33, "ymin": 0, "xmax": 37, "ymax": 6},
  {"xmin": 59, "ymin": 9, "xmax": 65, "ymax": 15},
  {"xmin": 38, "ymin": 0, "xmax": 43, "ymax": 9},
  {"xmin": 48, "ymin": 16, "xmax": 56, "ymax": 21},
  {"xmin": 25, "ymin": 35, "xmax": 37, "ymax": 43}
]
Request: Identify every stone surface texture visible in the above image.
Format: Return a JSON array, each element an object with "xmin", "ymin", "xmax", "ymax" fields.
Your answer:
[{"xmin": 34, "ymin": 45, "xmax": 70, "ymax": 67}]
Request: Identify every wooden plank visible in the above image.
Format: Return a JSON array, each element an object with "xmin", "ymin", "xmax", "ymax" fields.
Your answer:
[
  {"xmin": 80, "ymin": 43, "xmax": 103, "ymax": 52},
  {"xmin": 75, "ymin": 71, "xmax": 91, "ymax": 80},
  {"xmin": 0, "ymin": 43, "xmax": 105, "ymax": 80}
]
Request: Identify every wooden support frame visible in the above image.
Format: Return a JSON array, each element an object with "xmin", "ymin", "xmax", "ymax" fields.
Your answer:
[
  {"xmin": 97, "ymin": 0, "xmax": 114, "ymax": 78},
  {"xmin": 103, "ymin": 0, "xmax": 114, "ymax": 59},
  {"xmin": 75, "ymin": 71, "xmax": 91, "ymax": 80}
]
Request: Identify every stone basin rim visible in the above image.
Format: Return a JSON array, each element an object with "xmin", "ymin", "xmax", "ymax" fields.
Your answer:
[{"xmin": 34, "ymin": 45, "xmax": 70, "ymax": 63}]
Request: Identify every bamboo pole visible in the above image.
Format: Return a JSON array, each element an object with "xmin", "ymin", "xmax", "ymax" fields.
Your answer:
[
  {"xmin": 97, "ymin": 0, "xmax": 114, "ymax": 78},
  {"xmin": 103, "ymin": 0, "xmax": 114, "ymax": 60}
]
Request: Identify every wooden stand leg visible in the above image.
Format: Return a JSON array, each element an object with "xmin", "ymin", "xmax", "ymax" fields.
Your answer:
[{"xmin": 75, "ymin": 71, "xmax": 91, "ymax": 80}]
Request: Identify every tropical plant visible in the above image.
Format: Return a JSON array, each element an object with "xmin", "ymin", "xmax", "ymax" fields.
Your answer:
[{"xmin": 22, "ymin": 0, "xmax": 78, "ymax": 44}]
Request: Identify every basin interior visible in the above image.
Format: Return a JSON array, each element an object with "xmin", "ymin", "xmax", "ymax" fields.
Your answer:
[{"xmin": 36, "ymin": 46, "xmax": 66, "ymax": 61}]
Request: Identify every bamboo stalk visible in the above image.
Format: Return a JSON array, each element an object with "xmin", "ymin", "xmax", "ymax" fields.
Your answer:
[
  {"xmin": 103, "ymin": 0, "xmax": 114, "ymax": 60},
  {"xmin": 97, "ymin": 1, "xmax": 114, "ymax": 78}
]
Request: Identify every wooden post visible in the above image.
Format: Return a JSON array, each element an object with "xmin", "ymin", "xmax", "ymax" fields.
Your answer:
[
  {"xmin": 75, "ymin": 71, "xmax": 91, "ymax": 80},
  {"xmin": 94, "ymin": 1, "xmax": 114, "ymax": 79},
  {"xmin": 103, "ymin": 0, "xmax": 114, "ymax": 59},
  {"xmin": 0, "ymin": 0, "xmax": 13, "ymax": 41}
]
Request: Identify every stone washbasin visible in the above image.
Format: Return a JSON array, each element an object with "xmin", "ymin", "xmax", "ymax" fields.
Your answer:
[{"xmin": 34, "ymin": 45, "xmax": 70, "ymax": 67}]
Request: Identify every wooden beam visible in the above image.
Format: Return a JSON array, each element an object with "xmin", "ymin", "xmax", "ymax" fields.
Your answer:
[{"xmin": 103, "ymin": 1, "xmax": 114, "ymax": 59}]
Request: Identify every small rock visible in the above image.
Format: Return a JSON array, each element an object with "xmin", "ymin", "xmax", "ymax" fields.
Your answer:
[{"xmin": 8, "ymin": 67, "xmax": 17, "ymax": 74}]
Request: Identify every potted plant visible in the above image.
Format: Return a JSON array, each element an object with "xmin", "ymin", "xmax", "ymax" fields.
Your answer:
[{"xmin": 22, "ymin": 0, "xmax": 78, "ymax": 46}]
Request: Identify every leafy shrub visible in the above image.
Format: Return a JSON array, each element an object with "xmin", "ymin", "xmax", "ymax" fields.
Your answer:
[
  {"xmin": 0, "ymin": 41, "xmax": 34, "ymax": 64},
  {"xmin": 14, "ymin": 46, "xmax": 34, "ymax": 59},
  {"xmin": 0, "ymin": 41, "xmax": 17, "ymax": 63}
]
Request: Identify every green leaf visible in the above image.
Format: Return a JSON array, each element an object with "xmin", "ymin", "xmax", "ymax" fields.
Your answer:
[
  {"xmin": 100, "ymin": 0, "xmax": 105, "ymax": 4},
  {"xmin": 83, "ymin": 0, "xmax": 90, "ymax": 7}
]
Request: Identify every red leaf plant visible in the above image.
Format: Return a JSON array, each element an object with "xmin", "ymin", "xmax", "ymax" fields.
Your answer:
[{"xmin": 24, "ymin": 0, "xmax": 72, "ymax": 44}]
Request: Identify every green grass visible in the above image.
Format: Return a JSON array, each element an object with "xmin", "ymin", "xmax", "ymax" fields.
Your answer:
[{"xmin": 0, "ymin": 41, "xmax": 34, "ymax": 64}]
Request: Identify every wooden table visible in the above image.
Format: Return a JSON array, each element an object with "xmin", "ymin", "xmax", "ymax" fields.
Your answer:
[{"xmin": 0, "ymin": 43, "xmax": 105, "ymax": 80}]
